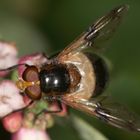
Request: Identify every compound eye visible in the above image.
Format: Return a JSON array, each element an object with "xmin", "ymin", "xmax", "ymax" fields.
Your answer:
[
  {"xmin": 22, "ymin": 66, "xmax": 39, "ymax": 82},
  {"xmin": 22, "ymin": 66, "xmax": 41, "ymax": 100},
  {"xmin": 25, "ymin": 85, "xmax": 41, "ymax": 100}
]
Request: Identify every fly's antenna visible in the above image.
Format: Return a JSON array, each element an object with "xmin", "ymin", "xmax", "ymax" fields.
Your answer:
[{"xmin": 0, "ymin": 63, "xmax": 29, "ymax": 72}]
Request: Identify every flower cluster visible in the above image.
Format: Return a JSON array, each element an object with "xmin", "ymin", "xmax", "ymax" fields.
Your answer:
[{"xmin": 0, "ymin": 42, "xmax": 67, "ymax": 140}]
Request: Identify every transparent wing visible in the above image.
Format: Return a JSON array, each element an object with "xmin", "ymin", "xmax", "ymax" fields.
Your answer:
[
  {"xmin": 62, "ymin": 95, "xmax": 140, "ymax": 132},
  {"xmin": 58, "ymin": 5, "xmax": 129, "ymax": 59}
]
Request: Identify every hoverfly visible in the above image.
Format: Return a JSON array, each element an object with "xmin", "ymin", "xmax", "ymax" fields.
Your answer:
[{"xmin": 1, "ymin": 5, "xmax": 140, "ymax": 132}]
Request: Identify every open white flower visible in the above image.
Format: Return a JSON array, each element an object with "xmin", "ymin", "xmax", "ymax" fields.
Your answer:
[
  {"xmin": 0, "ymin": 42, "xmax": 18, "ymax": 69},
  {"xmin": 0, "ymin": 81, "xmax": 25, "ymax": 118}
]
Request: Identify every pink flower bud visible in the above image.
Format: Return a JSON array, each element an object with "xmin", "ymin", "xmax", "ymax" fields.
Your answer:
[
  {"xmin": 18, "ymin": 53, "xmax": 48, "ymax": 77},
  {"xmin": 0, "ymin": 41, "xmax": 18, "ymax": 77},
  {"xmin": 12, "ymin": 127, "xmax": 51, "ymax": 140},
  {"xmin": 49, "ymin": 102, "xmax": 68, "ymax": 117},
  {"xmin": 2, "ymin": 112, "xmax": 23, "ymax": 133},
  {"xmin": 56, "ymin": 103, "xmax": 68, "ymax": 117}
]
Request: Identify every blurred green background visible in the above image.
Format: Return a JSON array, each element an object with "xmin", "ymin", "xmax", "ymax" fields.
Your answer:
[{"xmin": 0, "ymin": 0, "xmax": 140, "ymax": 140}]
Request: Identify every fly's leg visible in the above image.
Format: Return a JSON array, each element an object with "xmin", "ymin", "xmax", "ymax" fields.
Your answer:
[
  {"xmin": 0, "ymin": 63, "xmax": 28, "ymax": 72},
  {"xmin": 33, "ymin": 96, "xmax": 63, "ymax": 122},
  {"xmin": 42, "ymin": 96, "xmax": 63, "ymax": 113},
  {"xmin": 3, "ymin": 100, "xmax": 34, "ymax": 118},
  {"xmin": 40, "ymin": 100, "xmax": 63, "ymax": 114}
]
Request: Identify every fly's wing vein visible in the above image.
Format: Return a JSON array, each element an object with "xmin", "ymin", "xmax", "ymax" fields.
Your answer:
[
  {"xmin": 58, "ymin": 4, "xmax": 129, "ymax": 59},
  {"xmin": 62, "ymin": 95, "xmax": 140, "ymax": 132}
]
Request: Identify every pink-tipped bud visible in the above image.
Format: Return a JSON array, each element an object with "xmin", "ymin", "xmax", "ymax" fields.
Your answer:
[
  {"xmin": 49, "ymin": 102, "xmax": 68, "ymax": 117},
  {"xmin": 2, "ymin": 112, "xmax": 23, "ymax": 133},
  {"xmin": 12, "ymin": 127, "xmax": 51, "ymax": 140},
  {"xmin": 18, "ymin": 53, "xmax": 48, "ymax": 77}
]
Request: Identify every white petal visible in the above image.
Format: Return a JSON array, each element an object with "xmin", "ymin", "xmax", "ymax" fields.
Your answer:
[
  {"xmin": 0, "ymin": 42, "xmax": 18, "ymax": 69},
  {"xmin": 0, "ymin": 104, "xmax": 12, "ymax": 117},
  {"xmin": 0, "ymin": 81, "xmax": 25, "ymax": 118}
]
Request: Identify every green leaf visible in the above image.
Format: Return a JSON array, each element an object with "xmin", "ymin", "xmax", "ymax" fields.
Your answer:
[{"xmin": 71, "ymin": 115, "xmax": 108, "ymax": 140}]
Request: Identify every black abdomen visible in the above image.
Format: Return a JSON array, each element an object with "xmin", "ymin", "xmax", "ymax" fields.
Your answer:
[{"xmin": 85, "ymin": 53, "xmax": 109, "ymax": 96}]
